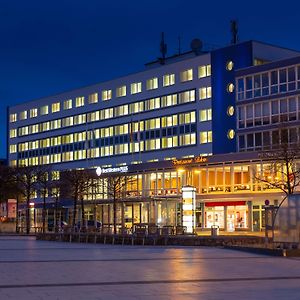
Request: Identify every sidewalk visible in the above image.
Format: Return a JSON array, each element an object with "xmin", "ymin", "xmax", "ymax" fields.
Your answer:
[{"xmin": 0, "ymin": 236, "xmax": 300, "ymax": 299}]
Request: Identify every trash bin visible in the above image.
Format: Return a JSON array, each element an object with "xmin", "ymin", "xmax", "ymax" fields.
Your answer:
[{"xmin": 211, "ymin": 225, "xmax": 219, "ymax": 236}]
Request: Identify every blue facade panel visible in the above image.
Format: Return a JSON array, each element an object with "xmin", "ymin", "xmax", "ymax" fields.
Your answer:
[{"xmin": 211, "ymin": 41, "xmax": 253, "ymax": 154}]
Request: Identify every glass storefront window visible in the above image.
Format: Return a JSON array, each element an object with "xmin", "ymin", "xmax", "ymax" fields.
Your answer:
[
  {"xmin": 224, "ymin": 167, "xmax": 231, "ymax": 192},
  {"xmin": 201, "ymin": 169, "xmax": 207, "ymax": 193},
  {"xmin": 227, "ymin": 205, "xmax": 248, "ymax": 230},
  {"xmin": 205, "ymin": 207, "xmax": 224, "ymax": 229}
]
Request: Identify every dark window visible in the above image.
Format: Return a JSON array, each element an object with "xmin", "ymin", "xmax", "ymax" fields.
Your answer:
[
  {"xmin": 247, "ymin": 134, "xmax": 254, "ymax": 148},
  {"xmin": 239, "ymin": 135, "xmax": 245, "ymax": 149}
]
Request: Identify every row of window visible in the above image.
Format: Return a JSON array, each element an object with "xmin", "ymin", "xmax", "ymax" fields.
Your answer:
[
  {"xmin": 12, "ymin": 89, "xmax": 204, "ymax": 138},
  {"xmin": 14, "ymin": 132, "xmax": 197, "ymax": 166},
  {"xmin": 13, "ymin": 111, "xmax": 197, "ymax": 153},
  {"xmin": 9, "ymin": 64, "xmax": 211, "ymax": 123},
  {"xmin": 238, "ymin": 127, "xmax": 299, "ymax": 151},
  {"xmin": 237, "ymin": 96, "xmax": 300, "ymax": 129},
  {"xmin": 13, "ymin": 129, "xmax": 213, "ymax": 167},
  {"xmin": 237, "ymin": 64, "xmax": 300, "ymax": 101}
]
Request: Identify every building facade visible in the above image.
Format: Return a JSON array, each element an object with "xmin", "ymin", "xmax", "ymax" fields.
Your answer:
[{"xmin": 8, "ymin": 40, "xmax": 300, "ymax": 232}]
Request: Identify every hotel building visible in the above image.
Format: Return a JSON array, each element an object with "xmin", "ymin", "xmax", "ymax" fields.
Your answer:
[{"xmin": 8, "ymin": 40, "xmax": 300, "ymax": 232}]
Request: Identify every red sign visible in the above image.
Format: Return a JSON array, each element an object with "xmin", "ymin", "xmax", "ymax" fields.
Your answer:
[{"xmin": 205, "ymin": 201, "xmax": 246, "ymax": 207}]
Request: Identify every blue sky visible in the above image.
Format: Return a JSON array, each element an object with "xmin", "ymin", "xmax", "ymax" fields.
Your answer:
[{"xmin": 1, "ymin": 0, "xmax": 300, "ymax": 157}]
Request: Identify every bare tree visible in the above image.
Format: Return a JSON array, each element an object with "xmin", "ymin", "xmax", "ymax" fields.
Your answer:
[
  {"xmin": 36, "ymin": 165, "xmax": 52, "ymax": 233},
  {"xmin": 99, "ymin": 174, "xmax": 134, "ymax": 234},
  {"xmin": 0, "ymin": 166, "xmax": 20, "ymax": 230},
  {"xmin": 255, "ymin": 130, "xmax": 300, "ymax": 197},
  {"xmin": 255, "ymin": 127, "xmax": 300, "ymax": 238},
  {"xmin": 60, "ymin": 169, "xmax": 92, "ymax": 230},
  {"xmin": 49, "ymin": 172, "xmax": 62, "ymax": 232},
  {"xmin": 15, "ymin": 166, "xmax": 38, "ymax": 234}
]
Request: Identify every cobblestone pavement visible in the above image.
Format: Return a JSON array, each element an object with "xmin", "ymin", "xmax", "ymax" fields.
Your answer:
[{"xmin": 0, "ymin": 236, "xmax": 300, "ymax": 299}]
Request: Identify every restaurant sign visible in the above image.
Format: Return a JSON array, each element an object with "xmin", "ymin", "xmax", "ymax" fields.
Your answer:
[{"xmin": 172, "ymin": 156, "xmax": 208, "ymax": 166}]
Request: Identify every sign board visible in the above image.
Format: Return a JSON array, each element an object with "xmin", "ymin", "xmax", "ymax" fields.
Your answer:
[
  {"xmin": 0, "ymin": 199, "xmax": 17, "ymax": 219},
  {"xmin": 96, "ymin": 166, "xmax": 128, "ymax": 176},
  {"xmin": 7, "ymin": 199, "xmax": 17, "ymax": 218},
  {"xmin": 181, "ymin": 186, "xmax": 196, "ymax": 233},
  {"xmin": 172, "ymin": 156, "xmax": 208, "ymax": 166}
]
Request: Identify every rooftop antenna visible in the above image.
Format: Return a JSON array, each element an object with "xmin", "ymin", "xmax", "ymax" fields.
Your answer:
[
  {"xmin": 178, "ymin": 36, "xmax": 181, "ymax": 55},
  {"xmin": 159, "ymin": 32, "xmax": 167, "ymax": 65},
  {"xmin": 230, "ymin": 20, "xmax": 238, "ymax": 44}
]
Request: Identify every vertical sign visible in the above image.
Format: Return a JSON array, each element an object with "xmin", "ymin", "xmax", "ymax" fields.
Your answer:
[
  {"xmin": 182, "ymin": 186, "xmax": 196, "ymax": 233},
  {"xmin": 7, "ymin": 199, "xmax": 17, "ymax": 219}
]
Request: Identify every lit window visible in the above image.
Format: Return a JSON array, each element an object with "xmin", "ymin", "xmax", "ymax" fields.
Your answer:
[
  {"xmin": 116, "ymin": 85, "xmax": 126, "ymax": 97},
  {"xmin": 179, "ymin": 133, "xmax": 196, "ymax": 146},
  {"xmin": 227, "ymin": 129, "xmax": 235, "ymax": 139},
  {"xmin": 162, "ymin": 136, "xmax": 178, "ymax": 148},
  {"xmin": 145, "ymin": 139, "xmax": 160, "ymax": 150},
  {"xmin": 75, "ymin": 97, "xmax": 85, "ymax": 107},
  {"xmin": 19, "ymin": 111, "xmax": 27, "ymax": 120},
  {"xmin": 131, "ymin": 82, "xmax": 142, "ymax": 94},
  {"xmin": 163, "ymin": 74, "xmax": 175, "ymax": 87},
  {"xmin": 129, "ymin": 101, "xmax": 143, "ymax": 114},
  {"xmin": 42, "ymin": 122, "xmax": 50, "ymax": 132},
  {"xmin": 180, "ymin": 69, "xmax": 193, "ymax": 82},
  {"xmin": 226, "ymin": 61, "xmax": 234, "ymax": 71},
  {"xmin": 88, "ymin": 93, "xmax": 98, "ymax": 104},
  {"xmin": 227, "ymin": 106, "xmax": 235, "ymax": 116},
  {"xmin": 200, "ymin": 131, "xmax": 212, "ymax": 144},
  {"xmin": 64, "ymin": 99, "xmax": 72, "ymax": 110},
  {"xmin": 146, "ymin": 78, "xmax": 158, "ymax": 90},
  {"xmin": 30, "ymin": 124, "xmax": 39, "ymax": 134},
  {"xmin": 161, "ymin": 94, "xmax": 177, "ymax": 107},
  {"xmin": 51, "ymin": 102, "xmax": 60, "ymax": 113},
  {"xmin": 199, "ymin": 109, "xmax": 212, "ymax": 122},
  {"xmin": 51, "ymin": 119, "xmax": 61, "ymax": 130},
  {"xmin": 30, "ymin": 108, "xmax": 38, "ymax": 118},
  {"xmin": 227, "ymin": 83, "xmax": 234, "ymax": 93},
  {"xmin": 198, "ymin": 64, "xmax": 211, "ymax": 78},
  {"xmin": 179, "ymin": 90, "xmax": 195, "ymax": 103},
  {"xmin": 9, "ymin": 129, "xmax": 17, "ymax": 138},
  {"xmin": 199, "ymin": 87, "xmax": 212, "ymax": 99},
  {"xmin": 9, "ymin": 144, "xmax": 17, "ymax": 154},
  {"xmin": 40, "ymin": 105, "xmax": 49, "ymax": 115},
  {"xmin": 102, "ymin": 89, "xmax": 112, "ymax": 101},
  {"xmin": 9, "ymin": 113, "xmax": 17, "ymax": 123}
]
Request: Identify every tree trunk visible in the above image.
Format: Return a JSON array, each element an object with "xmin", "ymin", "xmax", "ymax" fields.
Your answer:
[
  {"xmin": 113, "ymin": 193, "xmax": 117, "ymax": 234},
  {"xmin": 15, "ymin": 195, "xmax": 19, "ymax": 233},
  {"xmin": 54, "ymin": 196, "xmax": 59, "ymax": 233},
  {"xmin": 42, "ymin": 193, "xmax": 46, "ymax": 233},
  {"xmin": 72, "ymin": 196, "xmax": 77, "ymax": 231},
  {"xmin": 81, "ymin": 196, "xmax": 86, "ymax": 230},
  {"xmin": 26, "ymin": 197, "xmax": 30, "ymax": 234}
]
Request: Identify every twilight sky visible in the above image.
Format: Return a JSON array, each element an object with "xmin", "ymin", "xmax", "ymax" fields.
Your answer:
[{"xmin": 1, "ymin": 0, "xmax": 300, "ymax": 158}]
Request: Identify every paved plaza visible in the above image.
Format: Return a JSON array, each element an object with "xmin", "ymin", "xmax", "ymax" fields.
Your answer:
[{"xmin": 0, "ymin": 236, "xmax": 300, "ymax": 299}]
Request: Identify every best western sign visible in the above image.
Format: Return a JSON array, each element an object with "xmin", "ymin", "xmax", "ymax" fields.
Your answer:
[{"xmin": 96, "ymin": 166, "xmax": 128, "ymax": 176}]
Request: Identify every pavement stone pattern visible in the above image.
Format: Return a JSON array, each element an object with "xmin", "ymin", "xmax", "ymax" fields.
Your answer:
[{"xmin": 0, "ymin": 236, "xmax": 300, "ymax": 299}]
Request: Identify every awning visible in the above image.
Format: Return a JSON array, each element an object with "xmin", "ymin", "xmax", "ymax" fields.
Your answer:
[{"xmin": 205, "ymin": 201, "xmax": 246, "ymax": 207}]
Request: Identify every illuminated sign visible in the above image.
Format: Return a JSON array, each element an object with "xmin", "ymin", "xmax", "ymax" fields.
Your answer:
[
  {"xmin": 181, "ymin": 186, "xmax": 196, "ymax": 234},
  {"xmin": 96, "ymin": 166, "xmax": 128, "ymax": 176},
  {"xmin": 172, "ymin": 156, "xmax": 208, "ymax": 166}
]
